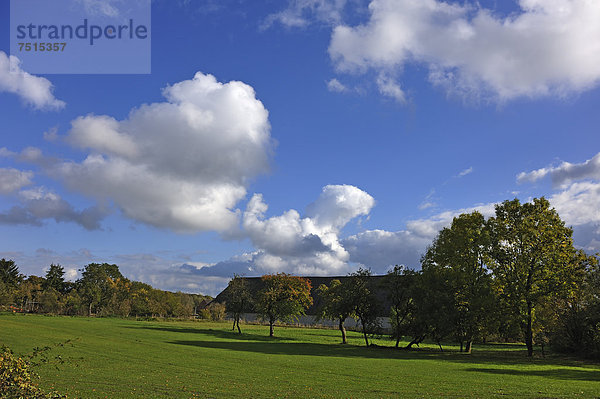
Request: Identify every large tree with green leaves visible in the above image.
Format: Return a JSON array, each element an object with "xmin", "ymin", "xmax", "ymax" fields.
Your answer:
[
  {"xmin": 224, "ymin": 275, "xmax": 253, "ymax": 333},
  {"xmin": 487, "ymin": 198, "xmax": 581, "ymax": 357},
  {"xmin": 77, "ymin": 263, "xmax": 124, "ymax": 316},
  {"xmin": 256, "ymin": 273, "xmax": 313, "ymax": 337},
  {"xmin": 316, "ymin": 279, "xmax": 354, "ymax": 344},
  {"xmin": 421, "ymin": 212, "xmax": 497, "ymax": 353}
]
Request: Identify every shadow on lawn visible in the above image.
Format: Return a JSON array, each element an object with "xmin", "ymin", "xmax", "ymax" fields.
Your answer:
[
  {"xmin": 127, "ymin": 324, "xmax": 600, "ymax": 379},
  {"xmin": 166, "ymin": 337, "xmax": 600, "ymax": 381},
  {"xmin": 168, "ymin": 339, "xmax": 390, "ymax": 360},
  {"xmin": 124, "ymin": 325, "xmax": 297, "ymax": 342},
  {"xmin": 464, "ymin": 367, "xmax": 600, "ymax": 382}
]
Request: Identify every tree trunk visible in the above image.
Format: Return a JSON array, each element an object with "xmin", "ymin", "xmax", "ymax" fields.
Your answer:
[
  {"xmin": 437, "ymin": 341, "xmax": 444, "ymax": 352},
  {"xmin": 405, "ymin": 335, "xmax": 424, "ymax": 349},
  {"xmin": 232, "ymin": 318, "xmax": 236, "ymax": 331},
  {"xmin": 236, "ymin": 317, "xmax": 242, "ymax": 334},
  {"xmin": 460, "ymin": 341, "xmax": 463, "ymax": 353},
  {"xmin": 339, "ymin": 318, "xmax": 347, "ymax": 344},
  {"xmin": 269, "ymin": 318, "xmax": 275, "ymax": 337},
  {"xmin": 465, "ymin": 340, "xmax": 472, "ymax": 353},
  {"xmin": 88, "ymin": 302, "xmax": 93, "ymax": 316},
  {"xmin": 395, "ymin": 335, "xmax": 401, "ymax": 348},
  {"xmin": 525, "ymin": 301, "xmax": 534, "ymax": 357},
  {"xmin": 361, "ymin": 318, "xmax": 369, "ymax": 347}
]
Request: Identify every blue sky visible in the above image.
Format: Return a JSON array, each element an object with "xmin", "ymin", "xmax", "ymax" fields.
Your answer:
[{"xmin": 1, "ymin": 0, "xmax": 600, "ymax": 295}]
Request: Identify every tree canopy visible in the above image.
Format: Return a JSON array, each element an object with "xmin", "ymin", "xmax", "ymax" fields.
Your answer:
[
  {"xmin": 256, "ymin": 273, "xmax": 313, "ymax": 337},
  {"xmin": 488, "ymin": 198, "xmax": 582, "ymax": 357}
]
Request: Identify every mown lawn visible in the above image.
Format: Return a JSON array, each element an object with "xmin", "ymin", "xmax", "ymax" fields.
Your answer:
[{"xmin": 1, "ymin": 313, "xmax": 599, "ymax": 398}]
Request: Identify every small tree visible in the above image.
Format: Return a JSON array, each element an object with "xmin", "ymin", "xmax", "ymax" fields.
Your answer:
[
  {"xmin": 383, "ymin": 265, "xmax": 416, "ymax": 348},
  {"xmin": 225, "ymin": 275, "xmax": 253, "ymax": 333},
  {"xmin": 316, "ymin": 279, "xmax": 354, "ymax": 344},
  {"xmin": 347, "ymin": 268, "xmax": 381, "ymax": 347},
  {"xmin": 256, "ymin": 273, "xmax": 313, "ymax": 337}
]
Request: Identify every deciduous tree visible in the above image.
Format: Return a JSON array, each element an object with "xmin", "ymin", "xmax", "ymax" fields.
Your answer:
[
  {"xmin": 488, "ymin": 198, "xmax": 581, "ymax": 357},
  {"xmin": 224, "ymin": 275, "xmax": 253, "ymax": 333},
  {"xmin": 421, "ymin": 212, "xmax": 497, "ymax": 352},
  {"xmin": 316, "ymin": 279, "xmax": 354, "ymax": 344},
  {"xmin": 77, "ymin": 263, "xmax": 123, "ymax": 316},
  {"xmin": 256, "ymin": 273, "xmax": 313, "ymax": 337},
  {"xmin": 383, "ymin": 265, "xmax": 417, "ymax": 348}
]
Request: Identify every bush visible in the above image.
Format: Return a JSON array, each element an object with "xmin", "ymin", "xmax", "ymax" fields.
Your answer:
[
  {"xmin": 0, "ymin": 346, "xmax": 66, "ymax": 398},
  {"xmin": 197, "ymin": 303, "xmax": 226, "ymax": 321},
  {"xmin": 208, "ymin": 302, "xmax": 226, "ymax": 321}
]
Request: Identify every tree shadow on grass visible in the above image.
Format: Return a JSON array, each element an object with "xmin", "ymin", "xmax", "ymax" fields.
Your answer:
[
  {"xmin": 125, "ymin": 324, "xmax": 600, "ymax": 377},
  {"xmin": 166, "ymin": 335, "xmax": 600, "ymax": 381},
  {"xmin": 464, "ymin": 367, "xmax": 600, "ymax": 382},
  {"xmin": 124, "ymin": 325, "xmax": 297, "ymax": 342},
  {"xmin": 168, "ymin": 339, "xmax": 389, "ymax": 359}
]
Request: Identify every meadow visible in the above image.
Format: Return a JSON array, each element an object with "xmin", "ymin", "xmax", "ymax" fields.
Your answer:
[{"xmin": 1, "ymin": 313, "xmax": 599, "ymax": 398}]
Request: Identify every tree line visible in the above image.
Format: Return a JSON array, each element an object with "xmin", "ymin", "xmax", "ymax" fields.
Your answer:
[
  {"xmin": 223, "ymin": 198, "xmax": 600, "ymax": 358},
  {"xmin": 0, "ymin": 261, "xmax": 210, "ymax": 318}
]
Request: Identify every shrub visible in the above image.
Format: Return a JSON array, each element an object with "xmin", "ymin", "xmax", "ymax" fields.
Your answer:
[
  {"xmin": 208, "ymin": 302, "xmax": 226, "ymax": 321},
  {"xmin": 0, "ymin": 346, "xmax": 66, "ymax": 398}
]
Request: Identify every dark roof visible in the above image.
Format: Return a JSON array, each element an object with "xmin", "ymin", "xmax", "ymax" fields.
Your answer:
[{"xmin": 213, "ymin": 275, "xmax": 393, "ymax": 316}]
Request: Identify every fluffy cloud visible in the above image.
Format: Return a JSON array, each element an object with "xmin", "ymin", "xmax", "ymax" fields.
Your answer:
[
  {"xmin": 0, "ymin": 187, "xmax": 106, "ymax": 230},
  {"xmin": 517, "ymin": 152, "xmax": 600, "ymax": 187},
  {"xmin": 52, "ymin": 72, "xmax": 272, "ymax": 233},
  {"xmin": 343, "ymin": 202, "xmax": 496, "ymax": 272},
  {"xmin": 240, "ymin": 184, "xmax": 375, "ymax": 275},
  {"xmin": 549, "ymin": 182, "xmax": 600, "ymax": 227},
  {"xmin": 518, "ymin": 154, "xmax": 600, "ymax": 250},
  {"xmin": 329, "ymin": 0, "xmax": 600, "ymax": 102},
  {"xmin": 0, "ymin": 168, "xmax": 33, "ymax": 194},
  {"xmin": 342, "ymin": 229, "xmax": 428, "ymax": 273},
  {"xmin": 0, "ymin": 52, "xmax": 65, "ymax": 110},
  {"xmin": 196, "ymin": 186, "xmax": 500, "ymax": 285}
]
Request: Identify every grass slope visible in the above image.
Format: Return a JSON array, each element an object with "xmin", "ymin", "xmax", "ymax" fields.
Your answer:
[{"xmin": 1, "ymin": 313, "xmax": 599, "ymax": 398}]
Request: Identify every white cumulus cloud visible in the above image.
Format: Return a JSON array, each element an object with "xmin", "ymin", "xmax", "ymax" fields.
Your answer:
[
  {"xmin": 0, "ymin": 52, "xmax": 65, "ymax": 110},
  {"xmin": 52, "ymin": 72, "xmax": 273, "ymax": 233},
  {"xmin": 517, "ymin": 152, "xmax": 600, "ymax": 187},
  {"xmin": 240, "ymin": 184, "xmax": 375, "ymax": 275},
  {"xmin": 329, "ymin": 0, "xmax": 600, "ymax": 102},
  {"xmin": 0, "ymin": 168, "xmax": 33, "ymax": 194}
]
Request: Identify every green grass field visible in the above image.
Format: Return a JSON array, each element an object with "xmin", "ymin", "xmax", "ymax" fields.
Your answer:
[{"xmin": 1, "ymin": 313, "xmax": 599, "ymax": 398}]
